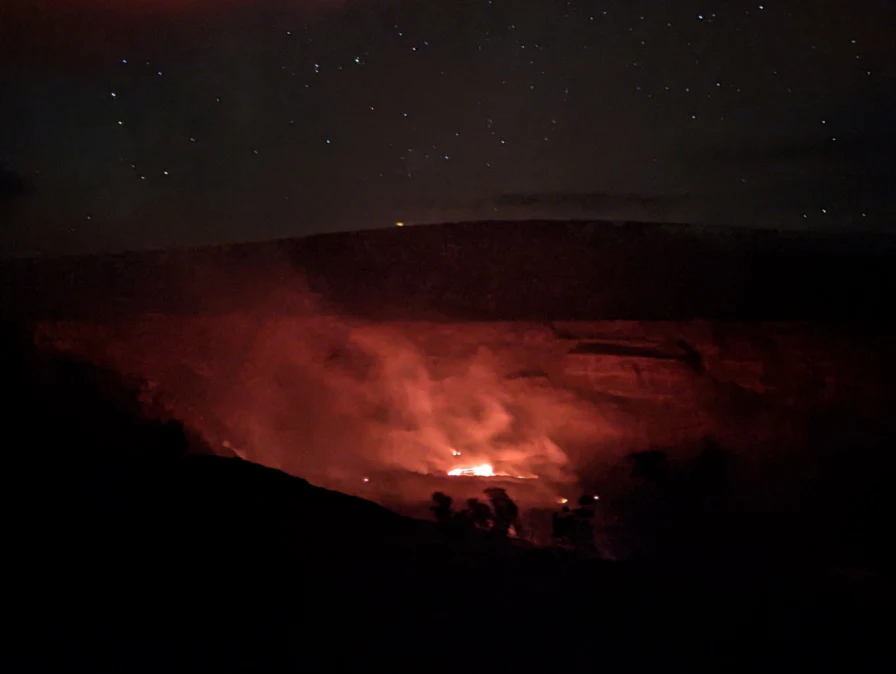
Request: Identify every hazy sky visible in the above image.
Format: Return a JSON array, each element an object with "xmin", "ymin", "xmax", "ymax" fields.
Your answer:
[{"xmin": 1, "ymin": 0, "xmax": 894, "ymax": 256}]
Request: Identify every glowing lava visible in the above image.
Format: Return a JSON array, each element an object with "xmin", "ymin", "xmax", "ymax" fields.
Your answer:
[
  {"xmin": 448, "ymin": 463, "xmax": 497, "ymax": 477},
  {"xmin": 447, "ymin": 463, "xmax": 538, "ymax": 479}
]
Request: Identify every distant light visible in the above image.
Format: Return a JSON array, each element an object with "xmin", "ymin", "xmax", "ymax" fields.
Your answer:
[
  {"xmin": 396, "ymin": 221, "xmax": 405, "ymax": 227},
  {"xmin": 363, "ymin": 477, "xmax": 369, "ymax": 483},
  {"xmin": 593, "ymin": 495, "xmax": 600, "ymax": 500},
  {"xmin": 122, "ymin": 59, "xmax": 128, "ymax": 64},
  {"xmin": 559, "ymin": 497, "xmax": 568, "ymax": 505},
  {"xmin": 110, "ymin": 92, "xmax": 117, "ymax": 97}
]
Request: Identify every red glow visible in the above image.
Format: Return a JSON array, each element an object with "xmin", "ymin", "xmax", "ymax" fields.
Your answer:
[
  {"xmin": 43, "ymin": 265, "xmax": 842, "ymax": 512},
  {"xmin": 36, "ymin": 292, "xmax": 628, "ymax": 508}
]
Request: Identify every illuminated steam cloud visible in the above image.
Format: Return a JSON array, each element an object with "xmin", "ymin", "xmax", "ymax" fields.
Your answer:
[{"xmin": 217, "ymin": 318, "xmax": 617, "ymax": 487}]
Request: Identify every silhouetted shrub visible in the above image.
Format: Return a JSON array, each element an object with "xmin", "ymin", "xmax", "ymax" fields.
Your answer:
[
  {"xmin": 3, "ymin": 321, "xmax": 195, "ymax": 474},
  {"xmin": 464, "ymin": 498, "xmax": 493, "ymax": 531},
  {"xmin": 431, "ymin": 491, "xmax": 454, "ymax": 524},
  {"xmin": 628, "ymin": 449, "xmax": 669, "ymax": 483},
  {"xmin": 484, "ymin": 487, "xmax": 520, "ymax": 537}
]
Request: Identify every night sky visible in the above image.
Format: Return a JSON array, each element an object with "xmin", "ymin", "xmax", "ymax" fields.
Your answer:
[{"xmin": 1, "ymin": 0, "xmax": 894, "ymax": 256}]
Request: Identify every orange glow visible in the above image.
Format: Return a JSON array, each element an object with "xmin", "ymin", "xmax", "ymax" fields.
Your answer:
[
  {"xmin": 448, "ymin": 463, "xmax": 496, "ymax": 477},
  {"xmin": 447, "ymin": 463, "xmax": 539, "ymax": 480}
]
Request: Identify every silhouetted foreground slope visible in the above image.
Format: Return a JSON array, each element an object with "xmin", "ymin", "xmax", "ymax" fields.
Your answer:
[{"xmin": 4, "ymin": 323, "xmax": 892, "ymax": 673}]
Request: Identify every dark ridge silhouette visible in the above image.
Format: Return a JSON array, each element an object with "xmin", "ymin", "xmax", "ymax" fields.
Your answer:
[
  {"xmin": 2, "ymin": 220, "xmax": 896, "ymax": 323},
  {"xmin": 484, "ymin": 486, "xmax": 520, "ymax": 537}
]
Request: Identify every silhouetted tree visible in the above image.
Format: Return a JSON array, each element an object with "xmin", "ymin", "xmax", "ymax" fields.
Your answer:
[
  {"xmin": 484, "ymin": 487, "xmax": 520, "ymax": 537},
  {"xmin": 552, "ymin": 506, "xmax": 572, "ymax": 543},
  {"xmin": 430, "ymin": 491, "xmax": 454, "ymax": 525},
  {"xmin": 575, "ymin": 493, "xmax": 597, "ymax": 515},
  {"xmin": 692, "ymin": 438, "xmax": 731, "ymax": 489},
  {"xmin": 550, "ymin": 501, "xmax": 596, "ymax": 553},
  {"xmin": 690, "ymin": 437, "xmax": 733, "ymax": 523},
  {"xmin": 465, "ymin": 498, "xmax": 493, "ymax": 531},
  {"xmin": 570, "ymin": 519, "xmax": 595, "ymax": 553},
  {"xmin": 629, "ymin": 449, "xmax": 669, "ymax": 484}
]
